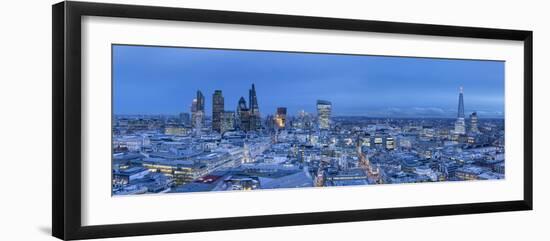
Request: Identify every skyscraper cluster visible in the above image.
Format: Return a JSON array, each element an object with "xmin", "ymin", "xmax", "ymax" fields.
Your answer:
[
  {"xmin": 454, "ymin": 86, "xmax": 483, "ymax": 136},
  {"xmin": 188, "ymin": 84, "xmax": 338, "ymax": 135},
  {"xmin": 235, "ymin": 84, "xmax": 262, "ymax": 132},
  {"xmin": 190, "ymin": 84, "xmax": 263, "ymax": 134}
]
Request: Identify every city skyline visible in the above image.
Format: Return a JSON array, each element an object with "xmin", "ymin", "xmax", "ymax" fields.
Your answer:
[
  {"xmin": 114, "ymin": 86, "xmax": 503, "ymax": 120},
  {"xmin": 112, "ymin": 45, "xmax": 505, "ymax": 196},
  {"xmin": 113, "ymin": 45, "xmax": 505, "ymax": 118}
]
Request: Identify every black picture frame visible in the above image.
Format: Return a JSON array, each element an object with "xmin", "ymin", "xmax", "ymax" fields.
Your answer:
[{"xmin": 52, "ymin": 1, "xmax": 533, "ymax": 240}]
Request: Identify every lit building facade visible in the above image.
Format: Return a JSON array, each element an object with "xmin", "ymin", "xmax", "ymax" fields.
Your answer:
[
  {"xmin": 275, "ymin": 107, "xmax": 287, "ymax": 129},
  {"xmin": 316, "ymin": 100, "xmax": 332, "ymax": 130},
  {"xmin": 221, "ymin": 111, "xmax": 235, "ymax": 133},
  {"xmin": 164, "ymin": 126, "xmax": 188, "ymax": 136},
  {"xmin": 386, "ymin": 137, "xmax": 395, "ymax": 150}
]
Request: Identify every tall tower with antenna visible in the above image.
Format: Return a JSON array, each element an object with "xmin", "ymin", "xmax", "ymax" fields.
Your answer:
[
  {"xmin": 248, "ymin": 84, "xmax": 261, "ymax": 131},
  {"xmin": 454, "ymin": 86, "xmax": 466, "ymax": 135},
  {"xmin": 457, "ymin": 86, "xmax": 465, "ymax": 118}
]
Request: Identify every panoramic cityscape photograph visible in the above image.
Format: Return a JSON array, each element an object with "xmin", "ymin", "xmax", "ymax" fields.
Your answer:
[{"xmin": 111, "ymin": 44, "xmax": 505, "ymax": 196}]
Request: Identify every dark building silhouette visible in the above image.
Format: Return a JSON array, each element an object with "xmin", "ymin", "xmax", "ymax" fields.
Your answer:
[
  {"xmin": 236, "ymin": 96, "xmax": 250, "ymax": 131},
  {"xmin": 196, "ymin": 90, "xmax": 205, "ymax": 112},
  {"xmin": 248, "ymin": 84, "xmax": 261, "ymax": 131},
  {"xmin": 212, "ymin": 90, "xmax": 224, "ymax": 133},
  {"xmin": 470, "ymin": 112, "xmax": 480, "ymax": 134},
  {"xmin": 191, "ymin": 90, "xmax": 205, "ymax": 129}
]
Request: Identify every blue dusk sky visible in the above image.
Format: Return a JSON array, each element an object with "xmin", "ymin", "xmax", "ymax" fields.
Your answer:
[{"xmin": 113, "ymin": 45, "xmax": 505, "ymax": 118}]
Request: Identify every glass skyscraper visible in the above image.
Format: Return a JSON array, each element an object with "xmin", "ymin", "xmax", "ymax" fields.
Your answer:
[
  {"xmin": 470, "ymin": 112, "xmax": 480, "ymax": 133},
  {"xmin": 191, "ymin": 90, "xmax": 205, "ymax": 130},
  {"xmin": 248, "ymin": 84, "xmax": 261, "ymax": 131},
  {"xmin": 454, "ymin": 87, "xmax": 466, "ymax": 135},
  {"xmin": 316, "ymin": 100, "xmax": 332, "ymax": 130},
  {"xmin": 212, "ymin": 90, "xmax": 224, "ymax": 133}
]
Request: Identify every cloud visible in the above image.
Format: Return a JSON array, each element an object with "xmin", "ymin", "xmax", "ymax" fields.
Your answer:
[{"xmin": 336, "ymin": 106, "xmax": 503, "ymax": 118}]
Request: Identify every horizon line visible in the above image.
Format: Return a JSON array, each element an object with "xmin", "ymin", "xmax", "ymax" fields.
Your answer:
[{"xmin": 113, "ymin": 113, "xmax": 505, "ymax": 119}]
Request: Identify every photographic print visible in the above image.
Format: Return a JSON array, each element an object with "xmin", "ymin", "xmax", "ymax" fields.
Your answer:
[
  {"xmin": 111, "ymin": 44, "xmax": 505, "ymax": 196},
  {"xmin": 52, "ymin": 3, "xmax": 532, "ymax": 239}
]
